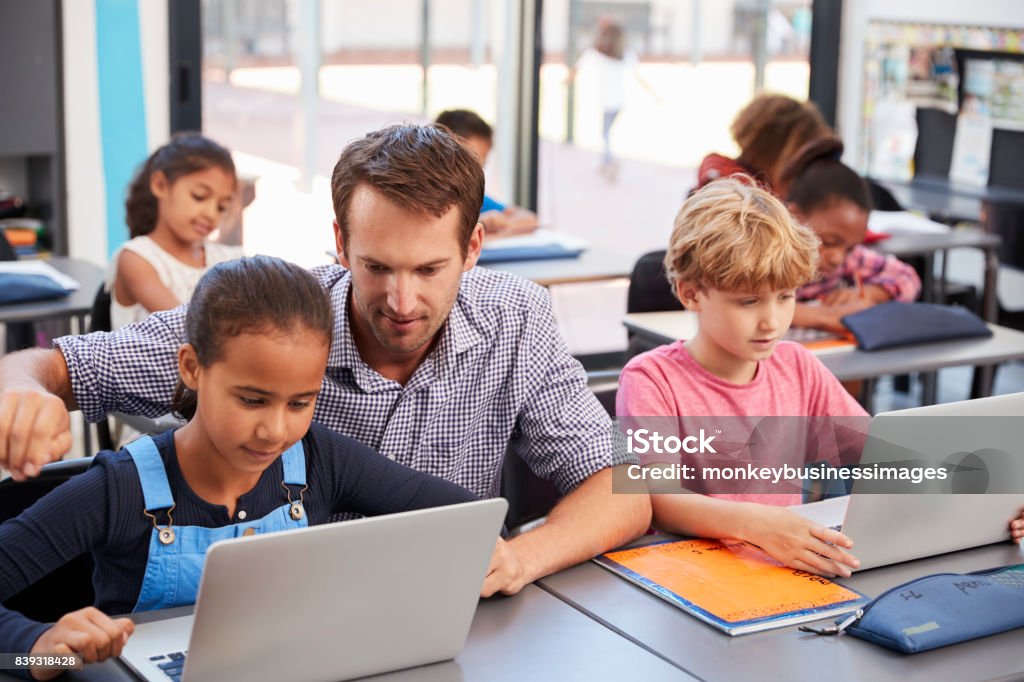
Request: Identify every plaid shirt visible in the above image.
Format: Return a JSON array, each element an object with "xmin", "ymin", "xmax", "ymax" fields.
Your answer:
[
  {"xmin": 797, "ymin": 245, "xmax": 922, "ymax": 303},
  {"xmin": 55, "ymin": 266, "xmax": 615, "ymax": 498}
]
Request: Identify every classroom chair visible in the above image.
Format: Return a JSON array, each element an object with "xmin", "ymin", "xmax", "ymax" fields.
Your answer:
[
  {"xmin": 501, "ymin": 373, "xmax": 618, "ymax": 532},
  {"xmin": 625, "ymin": 250, "xmax": 683, "ymax": 360},
  {"xmin": 0, "ymin": 458, "xmax": 96, "ymax": 624},
  {"xmin": 89, "ymin": 285, "xmax": 179, "ymax": 451}
]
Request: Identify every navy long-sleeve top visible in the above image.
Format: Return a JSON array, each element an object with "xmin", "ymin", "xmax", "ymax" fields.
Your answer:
[{"xmin": 0, "ymin": 423, "xmax": 478, "ymax": 656}]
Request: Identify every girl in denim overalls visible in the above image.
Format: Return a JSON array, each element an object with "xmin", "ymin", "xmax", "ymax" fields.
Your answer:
[{"xmin": 0, "ymin": 256, "xmax": 478, "ymax": 679}]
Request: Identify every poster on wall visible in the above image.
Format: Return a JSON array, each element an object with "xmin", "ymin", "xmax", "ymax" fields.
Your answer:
[
  {"xmin": 861, "ymin": 21, "xmax": 1024, "ymax": 175},
  {"xmin": 906, "ymin": 46, "xmax": 959, "ymax": 113}
]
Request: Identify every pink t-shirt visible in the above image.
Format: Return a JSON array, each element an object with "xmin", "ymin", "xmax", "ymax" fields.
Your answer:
[{"xmin": 617, "ymin": 341, "xmax": 868, "ymax": 505}]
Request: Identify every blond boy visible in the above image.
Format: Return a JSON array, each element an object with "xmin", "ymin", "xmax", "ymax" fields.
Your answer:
[{"xmin": 617, "ymin": 179, "xmax": 868, "ymax": 578}]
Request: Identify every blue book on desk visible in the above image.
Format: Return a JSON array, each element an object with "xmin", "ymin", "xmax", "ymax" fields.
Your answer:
[{"xmin": 478, "ymin": 230, "xmax": 587, "ymax": 263}]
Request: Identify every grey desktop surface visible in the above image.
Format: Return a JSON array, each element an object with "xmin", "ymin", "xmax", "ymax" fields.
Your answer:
[
  {"xmin": 539, "ymin": 541, "xmax": 1024, "ymax": 682},
  {"xmin": 623, "ymin": 313, "xmax": 1024, "ymax": 385},
  {"xmin": 873, "ymin": 227, "xmax": 1000, "ymax": 259},
  {"xmin": 481, "ymin": 248, "xmax": 631, "ymax": 287},
  {"xmin": 2, "ymin": 586, "xmax": 689, "ymax": 681},
  {"xmin": 0, "ymin": 257, "xmax": 105, "ymax": 326},
  {"xmin": 874, "ymin": 176, "xmax": 1024, "ymax": 224}
]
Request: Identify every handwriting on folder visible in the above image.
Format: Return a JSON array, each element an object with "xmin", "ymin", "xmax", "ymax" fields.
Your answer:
[{"xmin": 602, "ymin": 539, "xmax": 864, "ymax": 624}]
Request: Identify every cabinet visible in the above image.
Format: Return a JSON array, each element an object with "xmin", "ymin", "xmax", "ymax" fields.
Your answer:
[{"xmin": 0, "ymin": 0, "xmax": 66, "ymax": 256}]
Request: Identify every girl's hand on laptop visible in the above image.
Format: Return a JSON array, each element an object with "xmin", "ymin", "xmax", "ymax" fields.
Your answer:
[
  {"xmin": 1011, "ymin": 509, "xmax": 1024, "ymax": 543},
  {"xmin": 743, "ymin": 506, "xmax": 860, "ymax": 578},
  {"xmin": 29, "ymin": 607, "xmax": 134, "ymax": 679}
]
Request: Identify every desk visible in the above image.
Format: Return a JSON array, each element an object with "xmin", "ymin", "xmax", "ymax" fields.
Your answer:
[
  {"xmin": 539, "ymin": 541, "xmax": 1024, "ymax": 682},
  {"xmin": 0, "ymin": 258, "xmax": 104, "ymax": 331},
  {"xmin": 481, "ymin": 249, "xmax": 631, "ymax": 287},
  {"xmin": 5, "ymin": 585, "xmax": 688, "ymax": 681},
  {"xmin": 623, "ymin": 311, "xmax": 1024, "ymax": 398},
  {"xmin": 877, "ymin": 176, "xmax": 1024, "ymax": 222},
  {"xmin": 0, "ymin": 258, "xmax": 105, "ymax": 453},
  {"xmin": 873, "ymin": 227, "xmax": 1002, "ymax": 322}
]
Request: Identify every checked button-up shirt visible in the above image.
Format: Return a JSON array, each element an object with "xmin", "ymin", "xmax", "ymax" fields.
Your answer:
[{"xmin": 56, "ymin": 266, "xmax": 615, "ymax": 499}]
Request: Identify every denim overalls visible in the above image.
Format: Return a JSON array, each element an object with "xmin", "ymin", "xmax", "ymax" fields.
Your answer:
[{"xmin": 124, "ymin": 435, "xmax": 309, "ymax": 612}]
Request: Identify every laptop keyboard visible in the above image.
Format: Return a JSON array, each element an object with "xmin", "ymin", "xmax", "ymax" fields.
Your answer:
[{"xmin": 149, "ymin": 650, "xmax": 187, "ymax": 681}]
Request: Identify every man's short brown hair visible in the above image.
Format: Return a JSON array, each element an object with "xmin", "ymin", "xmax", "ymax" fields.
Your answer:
[
  {"xmin": 331, "ymin": 124, "xmax": 485, "ymax": 257},
  {"xmin": 664, "ymin": 178, "xmax": 819, "ymax": 295}
]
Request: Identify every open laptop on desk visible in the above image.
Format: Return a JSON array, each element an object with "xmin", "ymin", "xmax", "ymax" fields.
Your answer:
[
  {"xmin": 120, "ymin": 498, "xmax": 506, "ymax": 682},
  {"xmin": 791, "ymin": 392, "xmax": 1024, "ymax": 571}
]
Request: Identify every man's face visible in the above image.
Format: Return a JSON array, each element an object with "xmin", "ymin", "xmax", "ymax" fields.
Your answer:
[{"xmin": 336, "ymin": 185, "xmax": 483, "ymax": 362}]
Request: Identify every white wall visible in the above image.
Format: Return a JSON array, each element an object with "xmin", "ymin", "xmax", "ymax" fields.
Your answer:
[
  {"xmin": 62, "ymin": 0, "xmax": 169, "ymax": 266},
  {"xmin": 837, "ymin": 0, "xmax": 1024, "ymax": 169}
]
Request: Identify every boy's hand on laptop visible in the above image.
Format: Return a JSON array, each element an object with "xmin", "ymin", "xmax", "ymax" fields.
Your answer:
[
  {"xmin": 29, "ymin": 607, "xmax": 134, "ymax": 679},
  {"xmin": 744, "ymin": 507, "xmax": 859, "ymax": 578},
  {"xmin": 481, "ymin": 537, "xmax": 527, "ymax": 598},
  {"xmin": 1011, "ymin": 509, "xmax": 1024, "ymax": 543},
  {"xmin": 0, "ymin": 388, "xmax": 72, "ymax": 481}
]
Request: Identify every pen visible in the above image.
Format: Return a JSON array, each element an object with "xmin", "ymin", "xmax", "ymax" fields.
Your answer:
[{"xmin": 854, "ymin": 271, "xmax": 865, "ymax": 300}]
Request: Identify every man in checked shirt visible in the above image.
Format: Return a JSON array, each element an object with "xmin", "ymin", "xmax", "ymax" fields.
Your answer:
[{"xmin": 0, "ymin": 124, "xmax": 650, "ymax": 597}]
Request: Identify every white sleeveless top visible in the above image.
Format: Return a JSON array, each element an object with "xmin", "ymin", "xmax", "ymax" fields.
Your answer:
[{"xmin": 107, "ymin": 236, "xmax": 243, "ymax": 330}]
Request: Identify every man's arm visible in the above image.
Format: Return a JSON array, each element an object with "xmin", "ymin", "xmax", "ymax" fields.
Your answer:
[
  {"xmin": 482, "ymin": 467, "xmax": 650, "ymax": 596},
  {"xmin": 479, "ymin": 284, "xmax": 650, "ymax": 596},
  {"xmin": 0, "ymin": 349, "xmax": 76, "ymax": 479}
]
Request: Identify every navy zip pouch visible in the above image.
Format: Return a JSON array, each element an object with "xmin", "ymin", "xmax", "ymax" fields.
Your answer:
[
  {"xmin": 0, "ymin": 273, "xmax": 71, "ymax": 305},
  {"xmin": 803, "ymin": 565, "xmax": 1024, "ymax": 653},
  {"xmin": 841, "ymin": 301, "xmax": 992, "ymax": 351}
]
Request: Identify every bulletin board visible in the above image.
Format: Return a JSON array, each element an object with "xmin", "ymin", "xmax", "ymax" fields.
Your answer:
[{"xmin": 861, "ymin": 21, "xmax": 1024, "ymax": 185}]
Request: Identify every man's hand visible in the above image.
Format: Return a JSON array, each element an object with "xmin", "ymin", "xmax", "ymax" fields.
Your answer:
[
  {"xmin": 29, "ymin": 608, "xmax": 134, "ymax": 680},
  {"xmin": 1010, "ymin": 508, "xmax": 1024, "ymax": 543},
  {"xmin": 481, "ymin": 537, "xmax": 528, "ymax": 598},
  {"xmin": 742, "ymin": 506, "xmax": 860, "ymax": 578},
  {"xmin": 0, "ymin": 389, "xmax": 71, "ymax": 481}
]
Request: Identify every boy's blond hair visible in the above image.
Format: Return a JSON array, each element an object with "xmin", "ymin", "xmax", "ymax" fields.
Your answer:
[{"xmin": 664, "ymin": 178, "xmax": 819, "ymax": 295}]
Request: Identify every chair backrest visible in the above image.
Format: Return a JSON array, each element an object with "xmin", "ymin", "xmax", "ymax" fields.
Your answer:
[
  {"xmin": 626, "ymin": 250, "xmax": 682, "ymax": 315},
  {"xmin": 1, "ymin": 458, "xmax": 96, "ymax": 623},
  {"xmin": 626, "ymin": 250, "xmax": 682, "ymax": 359},
  {"xmin": 499, "ymin": 377, "xmax": 619, "ymax": 530},
  {"xmin": 89, "ymin": 284, "xmax": 113, "ymax": 333}
]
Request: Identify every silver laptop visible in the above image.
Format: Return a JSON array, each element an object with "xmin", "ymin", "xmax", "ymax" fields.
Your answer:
[
  {"xmin": 120, "ymin": 498, "xmax": 507, "ymax": 682},
  {"xmin": 791, "ymin": 392, "xmax": 1024, "ymax": 571}
]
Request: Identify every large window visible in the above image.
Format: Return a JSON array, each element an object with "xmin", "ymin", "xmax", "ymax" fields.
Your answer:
[{"xmin": 200, "ymin": 0, "xmax": 521, "ymax": 266}]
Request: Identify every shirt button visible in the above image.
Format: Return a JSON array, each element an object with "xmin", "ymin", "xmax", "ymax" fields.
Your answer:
[{"xmin": 237, "ymin": 510, "xmax": 247, "ymax": 520}]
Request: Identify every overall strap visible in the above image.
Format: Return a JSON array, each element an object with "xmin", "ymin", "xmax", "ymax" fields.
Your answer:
[
  {"xmin": 124, "ymin": 435, "xmax": 175, "ymax": 512},
  {"xmin": 280, "ymin": 439, "xmax": 306, "ymax": 487}
]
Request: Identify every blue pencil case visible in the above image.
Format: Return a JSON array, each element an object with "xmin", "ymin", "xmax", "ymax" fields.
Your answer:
[
  {"xmin": 841, "ymin": 301, "xmax": 991, "ymax": 351},
  {"xmin": 802, "ymin": 564, "xmax": 1024, "ymax": 653}
]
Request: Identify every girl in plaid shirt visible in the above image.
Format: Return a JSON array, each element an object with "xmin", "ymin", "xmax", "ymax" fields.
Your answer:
[{"xmin": 784, "ymin": 139, "xmax": 921, "ymax": 332}]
